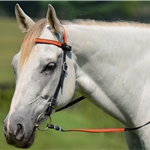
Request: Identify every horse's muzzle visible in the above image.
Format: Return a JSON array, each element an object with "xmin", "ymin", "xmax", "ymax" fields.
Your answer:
[{"xmin": 3, "ymin": 114, "xmax": 35, "ymax": 148}]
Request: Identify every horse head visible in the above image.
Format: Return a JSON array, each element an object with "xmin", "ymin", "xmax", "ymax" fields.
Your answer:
[{"xmin": 3, "ymin": 4, "xmax": 76, "ymax": 148}]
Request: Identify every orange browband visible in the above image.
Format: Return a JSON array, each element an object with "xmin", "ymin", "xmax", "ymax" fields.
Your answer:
[
  {"xmin": 34, "ymin": 38, "xmax": 62, "ymax": 47},
  {"xmin": 34, "ymin": 26, "xmax": 67, "ymax": 46},
  {"xmin": 34, "ymin": 26, "xmax": 71, "ymax": 52}
]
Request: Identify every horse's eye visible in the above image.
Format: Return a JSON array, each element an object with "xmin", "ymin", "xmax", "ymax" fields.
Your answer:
[{"xmin": 42, "ymin": 62, "xmax": 56, "ymax": 72}]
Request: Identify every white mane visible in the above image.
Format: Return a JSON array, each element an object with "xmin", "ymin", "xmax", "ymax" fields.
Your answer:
[{"xmin": 62, "ymin": 19, "xmax": 150, "ymax": 28}]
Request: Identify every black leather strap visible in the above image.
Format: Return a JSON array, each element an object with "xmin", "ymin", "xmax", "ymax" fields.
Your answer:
[
  {"xmin": 56, "ymin": 96, "xmax": 85, "ymax": 112},
  {"xmin": 45, "ymin": 43, "xmax": 71, "ymax": 116}
]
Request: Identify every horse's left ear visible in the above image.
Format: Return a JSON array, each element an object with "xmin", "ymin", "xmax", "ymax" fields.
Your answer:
[{"xmin": 47, "ymin": 4, "xmax": 61, "ymax": 34}]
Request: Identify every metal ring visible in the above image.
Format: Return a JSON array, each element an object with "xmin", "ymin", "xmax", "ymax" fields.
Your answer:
[{"xmin": 35, "ymin": 113, "xmax": 51, "ymax": 131}]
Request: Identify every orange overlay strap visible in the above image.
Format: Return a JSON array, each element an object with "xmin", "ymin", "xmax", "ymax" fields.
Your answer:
[
  {"xmin": 34, "ymin": 26, "xmax": 67, "ymax": 47},
  {"xmin": 34, "ymin": 38, "xmax": 62, "ymax": 47},
  {"xmin": 66, "ymin": 128, "xmax": 125, "ymax": 133}
]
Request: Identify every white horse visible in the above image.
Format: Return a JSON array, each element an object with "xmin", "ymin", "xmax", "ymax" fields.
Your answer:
[{"xmin": 3, "ymin": 4, "xmax": 150, "ymax": 149}]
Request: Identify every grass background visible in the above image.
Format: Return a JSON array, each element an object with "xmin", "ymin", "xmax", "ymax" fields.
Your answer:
[{"xmin": 0, "ymin": 18, "xmax": 128, "ymax": 149}]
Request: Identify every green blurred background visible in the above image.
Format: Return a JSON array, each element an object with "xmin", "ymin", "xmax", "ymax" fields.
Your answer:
[{"xmin": 1, "ymin": 1, "xmax": 150, "ymax": 149}]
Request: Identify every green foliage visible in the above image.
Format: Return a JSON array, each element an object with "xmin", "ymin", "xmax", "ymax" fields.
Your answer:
[
  {"xmin": 0, "ymin": 87, "xmax": 14, "ymax": 110},
  {"xmin": 1, "ymin": 1, "xmax": 150, "ymax": 22},
  {"xmin": 39, "ymin": 1, "xmax": 150, "ymax": 22},
  {"xmin": 0, "ymin": 18, "xmax": 23, "ymax": 84}
]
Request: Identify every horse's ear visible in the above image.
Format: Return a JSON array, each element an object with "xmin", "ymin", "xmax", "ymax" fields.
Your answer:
[
  {"xmin": 47, "ymin": 4, "xmax": 61, "ymax": 34},
  {"xmin": 15, "ymin": 4, "xmax": 35, "ymax": 33}
]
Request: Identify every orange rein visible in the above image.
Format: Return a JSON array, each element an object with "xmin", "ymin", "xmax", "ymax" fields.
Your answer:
[
  {"xmin": 46, "ymin": 120, "xmax": 150, "ymax": 133},
  {"xmin": 65, "ymin": 128, "xmax": 125, "ymax": 133}
]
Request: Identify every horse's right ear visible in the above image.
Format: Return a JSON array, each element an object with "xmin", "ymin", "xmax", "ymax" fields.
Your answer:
[{"xmin": 15, "ymin": 4, "xmax": 35, "ymax": 33}]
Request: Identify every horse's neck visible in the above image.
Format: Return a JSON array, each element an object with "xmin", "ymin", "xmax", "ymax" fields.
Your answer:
[
  {"xmin": 66, "ymin": 24, "xmax": 150, "ymax": 125},
  {"xmin": 67, "ymin": 24, "xmax": 150, "ymax": 81},
  {"xmin": 67, "ymin": 24, "xmax": 150, "ymax": 59}
]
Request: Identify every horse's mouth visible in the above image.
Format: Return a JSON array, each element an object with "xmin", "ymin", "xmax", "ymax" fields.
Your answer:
[{"xmin": 5, "ymin": 128, "xmax": 36, "ymax": 148}]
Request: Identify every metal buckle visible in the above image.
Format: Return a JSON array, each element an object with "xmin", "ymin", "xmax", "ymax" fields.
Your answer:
[
  {"xmin": 63, "ymin": 62, "xmax": 68, "ymax": 72},
  {"xmin": 49, "ymin": 97, "xmax": 56, "ymax": 108},
  {"xmin": 35, "ymin": 113, "xmax": 51, "ymax": 131},
  {"xmin": 62, "ymin": 43, "xmax": 71, "ymax": 51}
]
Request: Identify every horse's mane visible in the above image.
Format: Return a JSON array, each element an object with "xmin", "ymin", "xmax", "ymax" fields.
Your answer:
[
  {"xmin": 19, "ymin": 19, "xmax": 47, "ymax": 70},
  {"xmin": 20, "ymin": 18, "xmax": 150, "ymax": 71},
  {"xmin": 62, "ymin": 19, "xmax": 150, "ymax": 28}
]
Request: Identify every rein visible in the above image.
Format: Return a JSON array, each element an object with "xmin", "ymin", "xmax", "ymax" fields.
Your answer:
[
  {"xmin": 34, "ymin": 26, "xmax": 150, "ymax": 134},
  {"xmin": 38, "ymin": 117, "xmax": 150, "ymax": 133}
]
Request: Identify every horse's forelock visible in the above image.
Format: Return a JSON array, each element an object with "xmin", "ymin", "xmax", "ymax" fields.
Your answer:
[{"xmin": 19, "ymin": 19, "xmax": 47, "ymax": 71}]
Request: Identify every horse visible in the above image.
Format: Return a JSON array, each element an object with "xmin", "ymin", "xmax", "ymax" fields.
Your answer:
[{"xmin": 3, "ymin": 3, "xmax": 150, "ymax": 149}]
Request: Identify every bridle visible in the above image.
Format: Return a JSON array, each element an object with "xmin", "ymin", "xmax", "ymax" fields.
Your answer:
[
  {"xmin": 33, "ymin": 26, "xmax": 150, "ymax": 133},
  {"xmin": 35, "ymin": 26, "xmax": 72, "ymax": 117},
  {"xmin": 34, "ymin": 26, "xmax": 85, "ymax": 128}
]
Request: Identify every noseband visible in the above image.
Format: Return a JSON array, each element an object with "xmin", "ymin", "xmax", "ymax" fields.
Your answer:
[{"xmin": 35, "ymin": 26, "xmax": 72, "ymax": 117}]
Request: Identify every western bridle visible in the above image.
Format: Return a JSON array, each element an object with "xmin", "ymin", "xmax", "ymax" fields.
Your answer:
[
  {"xmin": 34, "ymin": 26, "xmax": 150, "ymax": 133},
  {"xmin": 35, "ymin": 26, "xmax": 72, "ymax": 117},
  {"xmin": 34, "ymin": 26, "xmax": 85, "ymax": 128}
]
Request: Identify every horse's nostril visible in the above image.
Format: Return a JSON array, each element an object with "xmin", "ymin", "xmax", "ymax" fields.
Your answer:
[
  {"xmin": 3, "ymin": 123, "xmax": 7, "ymax": 133},
  {"xmin": 16, "ymin": 124, "xmax": 22, "ymax": 134},
  {"xmin": 15, "ymin": 124, "xmax": 24, "ymax": 140}
]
